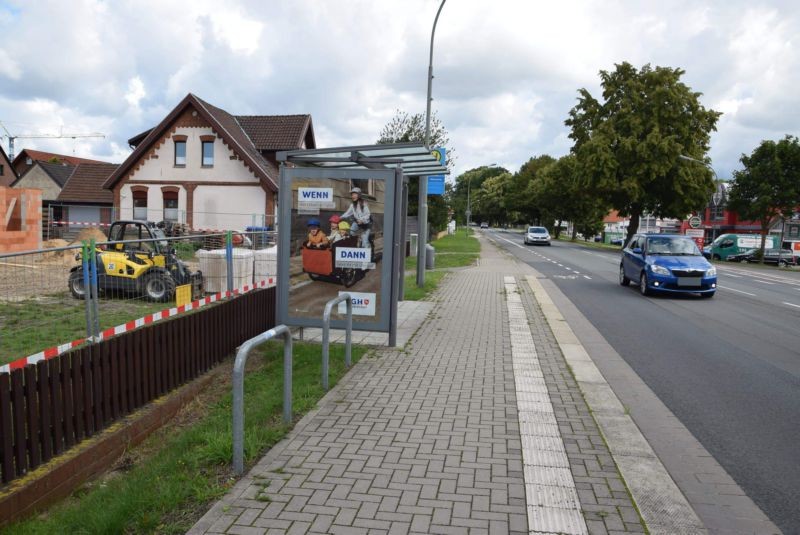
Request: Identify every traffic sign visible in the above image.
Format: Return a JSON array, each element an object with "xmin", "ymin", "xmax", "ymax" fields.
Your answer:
[{"xmin": 688, "ymin": 216, "xmax": 702, "ymax": 229}]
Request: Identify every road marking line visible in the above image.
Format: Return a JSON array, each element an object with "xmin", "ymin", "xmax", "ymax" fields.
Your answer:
[
  {"xmin": 717, "ymin": 285, "xmax": 756, "ymax": 296},
  {"xmin": 754, "ymin": 280, "xmax": 775, "ymax": 285},
  {"xmin": 723, "ymin": 273, "xmax": 742, "ymax": 278},
  {"xmin": 782, "ymin": 301, "xmax": 800, "ymax": 309},
  {"xmin": 583, "ymin": 275, "xmax": 591, "ymax": 280}
]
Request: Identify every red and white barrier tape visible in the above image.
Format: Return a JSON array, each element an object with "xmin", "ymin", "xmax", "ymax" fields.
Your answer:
[
  {"xmin": 52, "ymin": 221, "xmax": 113, "ymax": 227},
  {"xmin": 0, "ymin": 277, "xmax": 276, "ymax": 374}
]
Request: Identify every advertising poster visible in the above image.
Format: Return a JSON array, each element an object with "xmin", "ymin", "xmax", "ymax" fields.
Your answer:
[{"xmin": 287, "ymin": 175, "xmax": 386, "ymax": 324}]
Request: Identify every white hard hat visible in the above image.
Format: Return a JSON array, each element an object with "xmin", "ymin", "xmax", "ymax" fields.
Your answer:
[{"xmin": 350, "ymin": 187, "xmax": 362, "ymax": 194}]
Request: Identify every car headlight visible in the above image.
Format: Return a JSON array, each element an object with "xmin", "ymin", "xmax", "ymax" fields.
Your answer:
[
  {"xmin": 650, "ymin": 264, "xmax": 671, "ymax": 276},
  {"xmin": 706, "ymin": 266, "xmax": 716, "ymax": 277}
]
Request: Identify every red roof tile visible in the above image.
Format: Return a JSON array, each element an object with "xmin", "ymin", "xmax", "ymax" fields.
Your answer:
[
  {"xmin": 236, "ymin": 115, "xmax": 312, "ymax": 150},
  {"xmin": 13, "ymin": 149, "xmax": 109, "ymax": 168},
  {"xmin": 57, "ymin": 163, "xmax": 118, "ymax": 203}
]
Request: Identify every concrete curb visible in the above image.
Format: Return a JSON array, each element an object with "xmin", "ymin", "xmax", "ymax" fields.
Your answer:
[{"xmin": 525, "ymin": 274, "xmax": 708, "ymax": 535}]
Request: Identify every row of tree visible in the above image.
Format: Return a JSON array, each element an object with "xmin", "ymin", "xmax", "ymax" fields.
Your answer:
[{"xmin": 380, "ymin": 63, "xmax": 800, "ymax": 257}]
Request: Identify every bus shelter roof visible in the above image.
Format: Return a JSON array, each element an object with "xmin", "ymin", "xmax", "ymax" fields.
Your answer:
[{"xmin": 276, "ymin": 142, "xmax": 449, "ymax": 177}]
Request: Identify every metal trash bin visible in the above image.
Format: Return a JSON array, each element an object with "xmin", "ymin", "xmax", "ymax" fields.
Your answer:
[{"xmin": 425, "ymin": 244, "xmax": 435, "ymax": 270}]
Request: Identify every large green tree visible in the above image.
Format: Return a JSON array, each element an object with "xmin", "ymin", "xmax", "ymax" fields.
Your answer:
[
  {"xmin": 566, "ymin": 62, "xmax": 721, "ymax": 244},
  {"xmin": 727, "ymin": 136, "xmax": 800, "ymax": 261},
  {"xmin": 472, "ymin": 172, "xmax": 513, "ymax": 226},
  {"xmin": 511, "ymin": 155, "xmax": 556, "ymax": 225},
  {"xmin": 376, "ymin": 109, "xmax": 455, "ymax": 232},
  {"xmin": 451, "ymin": 165, "xmax": 508, "ymax": 225},
  {"xmin": 533, "ymin": 155, "xmax": 607, "ymax": 239}
]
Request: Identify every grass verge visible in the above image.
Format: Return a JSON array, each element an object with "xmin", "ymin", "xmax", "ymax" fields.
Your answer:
[
  {"xmin": 0, "ymin": 296, "xmax": 168, "ymax": 365},
  {"xmin": 6, "ymin": 340, "xmax": 366, "ymax": 534},
  {"xmin": 403, "ymin": 271, "xmax": 448, "ymax": 301},
  {"xmin": 402, "ymin": 231, "xmax": 480, "ymax": 300}
]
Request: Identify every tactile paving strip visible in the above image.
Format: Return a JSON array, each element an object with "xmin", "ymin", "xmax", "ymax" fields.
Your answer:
[{"xmin": 504, "ymin": 276, "xmax": 588, "ymax": 535}]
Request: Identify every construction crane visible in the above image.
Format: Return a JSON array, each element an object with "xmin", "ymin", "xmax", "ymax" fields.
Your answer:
[{"xmin": 0, "ymin": 121, "xmax": 105, "ymax": 160}]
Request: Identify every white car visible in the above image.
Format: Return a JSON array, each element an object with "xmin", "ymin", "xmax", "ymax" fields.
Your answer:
[{"xmin": 524, "ymin": 226, "xmax": 551, "ymax": 245}]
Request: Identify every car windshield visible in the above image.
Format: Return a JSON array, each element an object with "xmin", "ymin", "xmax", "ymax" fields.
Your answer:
[
  {"xmin": 528, "ymin": 227, "xmax": 547, "ymax": 233},
  {"xmin": 646, "ymin": 237, "xmax": 701, "ymax": 256}
]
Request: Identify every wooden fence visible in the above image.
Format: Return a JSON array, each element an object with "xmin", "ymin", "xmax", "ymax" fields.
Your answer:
[{"xmin": 0, "ymin": 287, "xmax": 276, "ymax": 485}]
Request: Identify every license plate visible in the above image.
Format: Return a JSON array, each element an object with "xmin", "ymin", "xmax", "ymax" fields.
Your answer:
[{"xmin": 677, "ymin": 277, "xmax": 702, "ymax": 287}]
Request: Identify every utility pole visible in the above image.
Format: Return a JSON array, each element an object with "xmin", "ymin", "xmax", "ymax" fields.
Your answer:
[{"xmin": 418, "ymin": 0, "xmax": 446, "ymax": 288}]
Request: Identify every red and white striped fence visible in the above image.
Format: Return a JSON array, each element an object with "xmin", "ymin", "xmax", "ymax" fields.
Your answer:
[{"xmin": 0, "ymin": 277, "xmax": 276, "ymax": 374}]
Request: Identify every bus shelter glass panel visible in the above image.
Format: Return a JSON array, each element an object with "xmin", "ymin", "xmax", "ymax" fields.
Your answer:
[{"xmin": 279, "ymin": 168, "xmax": 395, "ymax": 331}]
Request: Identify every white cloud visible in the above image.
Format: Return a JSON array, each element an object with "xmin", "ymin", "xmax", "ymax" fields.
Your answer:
[
  {"xmin": 0, "ymin": 0, "xmax": 797, "ymax": 179},
  {"xmin": 124, "ymin": 77, "xmax": 146, "ymax": 109}
]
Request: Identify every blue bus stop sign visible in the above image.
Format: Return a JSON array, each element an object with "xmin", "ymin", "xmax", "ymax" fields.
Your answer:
[{"xmin": 427, "ymin": 147, "xmax": 446, "ymax": 195}]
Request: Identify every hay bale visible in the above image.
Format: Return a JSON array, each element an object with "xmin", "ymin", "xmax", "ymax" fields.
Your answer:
[{"xmin": 70, "ymin": 227, "xmax": 108, "ymax": 245}]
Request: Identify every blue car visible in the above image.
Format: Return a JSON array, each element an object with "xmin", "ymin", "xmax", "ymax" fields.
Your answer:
[{"xmin": 620, "ymin": 234, "xmax": 717, "ymax": 298}]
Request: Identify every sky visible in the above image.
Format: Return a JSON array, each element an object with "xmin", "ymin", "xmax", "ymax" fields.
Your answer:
[{"xmin": 0, "ymin": 0, "xmax": 797, "ymax": 181}]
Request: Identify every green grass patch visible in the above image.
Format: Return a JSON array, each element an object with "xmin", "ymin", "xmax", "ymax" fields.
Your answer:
[
  {"xmin": 0, "ymin": 296, "xmax": 167, "ymax": 365},
  {"xmin": 403, "ymin": 271, "xmax": 448, "ymax": 301},
  {"xmin": 404, "ymin": 232, "xmax": 481, "ymax": 271},
  {"xmin": 6, "ymin": 340, "xmax": 366, "ymax": 534},
  {"xmin": 430, "ymin": 232, "xmax": 480, "ymax": 253}
]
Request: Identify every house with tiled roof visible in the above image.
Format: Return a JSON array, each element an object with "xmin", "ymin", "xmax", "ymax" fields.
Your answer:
[
  {"xmin": 12, "ymin": 149, "xmax": 108, "ymax": 178},
  {"xmin": 54, "ymin": 162, "xmax": 118, "ymax": 232},
  {"xmin": 11, "ymin": 159, "xmax": 118, "ymax": 238},
  {"xmin": 0, "ymin": 145, "xmax": 14, "ymax": 187},
  {"xmin": 104, "ymin": 93, "xmax": 315, "ymax": 230},
  {"xmin": 11, "ymin": 161, "xmax": 76, "ymax": 200}
]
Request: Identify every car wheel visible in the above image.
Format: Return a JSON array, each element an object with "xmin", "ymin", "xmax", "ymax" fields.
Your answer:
[
  {"xmin": 639, "ymin": 272, "xmax": 650, "ymax": 296},
  {"xmin": 619, "ymin": 264, "xmax": 630, "ymax": 286},
  {"xmin": 779, "ymin": 260, "xmax": 788, "ymax": 267},
  {"xmin": 740, "ymin": 258, "xmax": 748, "ymax": 264},
  {"xmin": 713, "ymin": 254, "xmax": 721, "ymax": 261},
  {"xmin": 701, "ymin": 291, "xmax": 715, "ymax": 298}
]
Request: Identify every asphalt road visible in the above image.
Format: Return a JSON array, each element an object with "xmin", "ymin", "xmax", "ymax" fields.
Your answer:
[{"xmin": 485, "ymin": 229, "xmax": 800, "ymax": 534}]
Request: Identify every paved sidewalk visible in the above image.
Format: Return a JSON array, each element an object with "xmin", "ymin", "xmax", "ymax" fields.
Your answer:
[{"xmin": 191, "ymin": 238, "xmax": 652, "ymax": 534}]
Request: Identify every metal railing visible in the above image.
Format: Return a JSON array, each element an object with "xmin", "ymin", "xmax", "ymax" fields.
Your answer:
[
  {"xmin": 321, "ymin": 294, "xmax": 353, "ymax": 391},
  {"xmin": 232, "ymin": 324, "xmax": 293, "ymax": 475}
]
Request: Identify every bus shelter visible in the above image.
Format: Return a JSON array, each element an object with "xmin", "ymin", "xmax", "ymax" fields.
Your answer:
[{"xmin": 275, "ymin": 143, "xmax": 448, "ymax": 346}]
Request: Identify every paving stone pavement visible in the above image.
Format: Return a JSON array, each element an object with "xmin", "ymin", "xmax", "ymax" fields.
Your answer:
[{"xmin": 191, "ymin": 240, "xmax": 646, "ymax": 534}]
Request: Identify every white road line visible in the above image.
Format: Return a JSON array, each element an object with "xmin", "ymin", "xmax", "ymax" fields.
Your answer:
[
  {"xmin": 782, "ymin": 302, "xmax": 800, "ymax": 309},
  {"xmin": 754, "ymin": 280, "xmax": 775, "ymax": 285},
  {"xmin": 724, "ymin": 273, "xmax": 742, "ymax": 278},
  {"xmin": 583, "ymin": 275, "xmax": 591, "ymax": 280},
  {"xmin": 497, "ymin": 236, "xmax": 525, "ymax": 249},
  {"xmin": 717, "ymin": 285, "xmax": 756, "ymax": 296}
]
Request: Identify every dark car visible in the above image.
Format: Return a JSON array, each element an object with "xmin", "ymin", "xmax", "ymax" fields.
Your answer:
[
  {"xmin": 728, "ymin": 248, "xmax": 796, "ymax": 266},
  {"xmin": 620, "ymin": 233, "xmax": 717, "ymax": 297},
  {"xmin": 610, "ymin": 237, "xmax": 624, "ymax": 246}
]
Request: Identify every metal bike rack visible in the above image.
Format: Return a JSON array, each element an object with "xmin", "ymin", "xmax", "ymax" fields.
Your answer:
[
  {"xmin": 321, "ymin": 294, "xmax": 353, "ymax": 391},
  {"xmin": 232, "ymin": 324, "xmax": 293, "ymax": 475}
]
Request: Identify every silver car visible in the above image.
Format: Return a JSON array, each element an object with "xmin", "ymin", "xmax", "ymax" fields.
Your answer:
[{"xmin": 524, "ymin": 226, "xmax": 551, "ymax": 245}]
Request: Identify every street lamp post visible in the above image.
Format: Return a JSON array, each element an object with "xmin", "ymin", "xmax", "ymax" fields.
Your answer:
[{"xmin": 417, "ymin": 0, "xmax": 447, "ymax": 288}]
